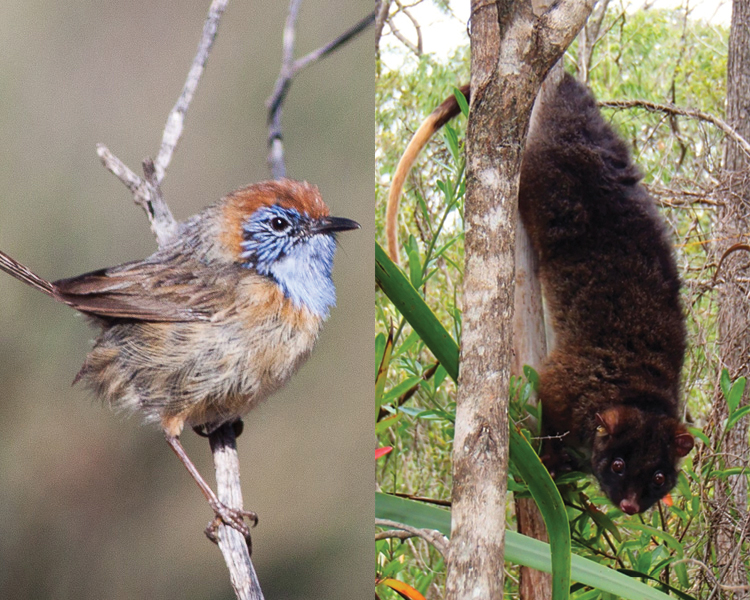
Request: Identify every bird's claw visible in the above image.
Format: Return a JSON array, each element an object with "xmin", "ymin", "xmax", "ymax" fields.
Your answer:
[{"xmin": 204, "ymin": 501, "xmax": 258, "ymax": 551}]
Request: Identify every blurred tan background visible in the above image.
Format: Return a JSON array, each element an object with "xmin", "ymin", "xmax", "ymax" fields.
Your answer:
[{"xmin": 0, "ymin": 1, "xmax": 372, "ymax": 599}]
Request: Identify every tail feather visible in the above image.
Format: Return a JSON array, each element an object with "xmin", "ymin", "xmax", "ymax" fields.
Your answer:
[
  {"xmin": 0, "ymin": 250, "xmax": 57, "ymax": 297},
  {"xmin": 386, "ymin": 85, "xmax": 469, "ymax": 264}
]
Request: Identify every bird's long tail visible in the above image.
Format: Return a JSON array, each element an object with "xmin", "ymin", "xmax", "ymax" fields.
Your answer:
[{"xmin": 0, "ymin": 250, "xmax": 57, "ymax": 297}]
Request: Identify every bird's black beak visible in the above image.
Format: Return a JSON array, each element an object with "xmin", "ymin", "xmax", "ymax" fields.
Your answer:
[{"xmin": 314, "ymin": 216, "xmax": 360, "ymax": 233}]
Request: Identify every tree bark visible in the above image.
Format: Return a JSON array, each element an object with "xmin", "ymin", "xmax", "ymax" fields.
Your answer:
[
  {"xmin": 446, "ymin": 2, "xmax": 593, "ymax": 598},
  {"xmin": 710, "ymin": 0, "xmax": 750, "ymax": 597}
]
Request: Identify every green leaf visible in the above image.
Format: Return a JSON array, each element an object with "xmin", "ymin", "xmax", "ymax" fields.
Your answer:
[
  {"xmin": 376, "ymin": 494, "xmax": 680, "ymax": 599},
  {"xmin": 726, "ymin": 403, "xmax": 750, "ymax": 431},
  {"xmin": 381, "ymin": 376, "xmax": 424, "ymax": 404},
  {"xmin": 407, "ymin": 237, "xmax": 423, "ymax": 289},
  {"xmin": 687, "ymin": 426, "xmax": 709, "ymax": 447},
  {"xmin": 396, "ymin": 329, "xmax": 422, "ymax": 357},
  {"xmin": 720, "ymin": 368, "xmax": 732, "ymax": 400},
  {"xmin": 523, "ymin": 365, "xmax": 540, "ymax": 390},
  {"xmin": 376, "ymin": 413, "xmax": 402, "ymax": 435},
  {"xmin": 710, "ymin": 466, "xmax": 750, "ymax": 479},
  {"xmin": 443, "ymin": 125, "xmax": 460, "ymax": 162},
  {"xmin": 375, "ymin": 332, "xmax": 386, "ymax": 377},
  {"xmin": 434, "ymin": 365, "xmax": 448, "ymax": 390},
  {"xmin": 376, "ymin": 326, "xmax": 395, "ymax": 420},
  {"xmin": 509, "ymin": 425, "xmax": 571, "ymax": 600},
  {"xmin": 376, "ymin": 242, "xmax": 459, "ymax": 382},
  {"xmin": 623, "ymin": 523, "xmax": 688, "ymax": 588},
  {"xmin": 453, "ymin": 86, "xmax": 469, "ymax": 116},
  {"xmin": 727, "ymin": 376, "xmax": 747, "ymax": 414}
]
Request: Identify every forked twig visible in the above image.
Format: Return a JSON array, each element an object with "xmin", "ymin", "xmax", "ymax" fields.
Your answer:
[
  {"xmin": 375, "ymin": 518, "xmax": 450, "ymax": 558},
  {"xmin": 600, "ymin": 98, "xmax": 750, "ymax": 159},
  {"xmin": 94, "ymin": 1, "xmax": 262, "ymax": 598},
  {"xmin": 97, "ymin": 0, "xmax": 229, "ymax": 247},
  {"xmin": 266, "ymin": 2, "xmax": 375, "ymax": 179}
]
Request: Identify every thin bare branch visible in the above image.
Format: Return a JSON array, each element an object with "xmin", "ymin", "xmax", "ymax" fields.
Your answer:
[
  {"xmin": 375, "ymin": 518, "xmax": 450, "ymax": 558},
  {"xmin": 386, "ymin": 17, "xmax": 421, "ymax": 55},
  {"xmin": 600, "ymin": 99, "xmax": 750, "ymax": 159},
  {"xmin": 266, "ymin": 5, "xmax": 375, "ymax": 179},
  {"xmin": 385, "ymin": 0, "xmax": 423, "ymax": 56},
  {"xmin": 375, "ymin": 529, "xmax": 417, "ymax": 542},
  {"xmin": 96, "ymin": 144, "xmax": 178, "ymax": 246},
  {"xmin": 96, "ymin": 0, "xmax": 229, "ymax": 247},
  {"xmin": 154, "ymin": 0, "xmax": 230, "ymax": 182},
  {"xmin": 375, "ymin": 0, "xmax": 391, "ymax": 52},
  {"xmin": 210, "ymin": 425, "xmax": 265, "ymax": 600},
  {"xmin": 95, "ymin": 2, "xmax": 261, "ymax": 596},
  {"xmin": 293, "ymin": 10, "xmax": 375, "ymax": 72},
  {"xmin": 394, "ymin": 0, "xmax": 423, "ymax": 54},
  {"xmin": 266, "ymin": 0, "xmax": 302, "ymax": 180}
]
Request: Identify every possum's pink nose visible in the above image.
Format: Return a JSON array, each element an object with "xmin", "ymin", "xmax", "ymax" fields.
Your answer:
[{"xmin": 620, "ymin": 498, "xmax": 640, "ymax": 515}]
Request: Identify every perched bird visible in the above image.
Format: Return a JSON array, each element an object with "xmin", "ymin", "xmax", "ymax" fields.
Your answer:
[{"xmin": 0, "ymin": 178, "xmax": 359, "ymax": 538}]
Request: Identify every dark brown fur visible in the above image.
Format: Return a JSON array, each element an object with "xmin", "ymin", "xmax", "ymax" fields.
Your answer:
[{"xmin": 519, "ymin": 74, "xmax": 693, "ymax": 513}]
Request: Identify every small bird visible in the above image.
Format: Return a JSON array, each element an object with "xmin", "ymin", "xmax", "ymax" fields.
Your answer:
[{"xmin": 0, "ymin": 178, "xmax": 359, "ymax": 539}]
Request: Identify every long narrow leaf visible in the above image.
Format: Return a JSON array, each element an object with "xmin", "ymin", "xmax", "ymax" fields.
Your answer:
[
  {"xmin": 376, "ymin": 242, "xmax": 459, "ymax": 381},
  {"xmin": 378, "ymin": 239, "xmax": 572, "ymax": 598},
  {"xmin": 509, "ymin": 426, "xmax": 571, "ymax": 599},
  {"xmin": 376, "ymin": 494, "xmax": 678, "ymax": 600}
]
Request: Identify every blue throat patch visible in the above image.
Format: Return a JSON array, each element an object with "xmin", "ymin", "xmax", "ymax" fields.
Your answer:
[{"xmin": 239, "ymin": 205, "xmax": 337, "ymax": 319}]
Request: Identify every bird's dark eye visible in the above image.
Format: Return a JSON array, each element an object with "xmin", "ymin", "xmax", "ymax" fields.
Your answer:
[
  {"xmin": 653, "ymin": 471, "xmax": 665, "ymax": 487},
  {"xmin": 271, "ymin": 216, "xmax": 290, "ymax": 231},
  {"xmin": 611, "ymin": 458, "xmax": 625, "ymax": 474}
]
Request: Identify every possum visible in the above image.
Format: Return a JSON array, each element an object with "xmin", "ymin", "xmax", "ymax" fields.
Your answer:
[{"xmin": 386, "ymin": 74, "xmax": 694, "ymax": 514}]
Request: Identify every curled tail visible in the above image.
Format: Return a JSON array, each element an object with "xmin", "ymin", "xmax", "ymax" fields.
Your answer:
[
  {"xmin": 385, "ymin": 84, "xmax": 470, "ymax": 263},
  {"xmin": 0, "ymin": 250, "xmax": 57, "ymax": 296}
]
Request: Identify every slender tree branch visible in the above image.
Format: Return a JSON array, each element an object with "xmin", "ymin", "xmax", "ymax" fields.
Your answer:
[
  {"xmin": 266, "ymin": 5, "xmax": 375, "ymax": 179},
  {"xmin": 375, "ymin": 0, "xmax": 392, "ymax": 53},
  {"xmin": 294, "ymin": 10, "xmax": 375, "ymax": 72},
  {"xmin": 375, "ymin": 518, "xmax": 450, "ymax": 558},
  {"xmin": 600, "ymin": 98, "xmax": 750, "ymax": 159},
  {"xmin": 97, "ymin": 0, "xmax": 229, "ymax": 247},
  {"xmin": 95, "ymin": 2, "xmax": 262, "ymax": 597},
  {"xmin": 386, "ymin": 17, "xmax": 421, "ymax": 55},
  {"xmin": 266, "ymin": 0, "xmax": 302, "ymax": 180},
  {"xmin": 375, "ymin": 529, "xmax": 416, "ymax": 542},
  {"xmin": 210, "ymin": 425, "xmax": 265, "ymax": 600},
  {"xmin": 394, "ymin": 0, "xmax": 423, "ymax": 54},
  {"xmin": 154, "ymin": 0, "xmax": 229, "ymax": 183}
]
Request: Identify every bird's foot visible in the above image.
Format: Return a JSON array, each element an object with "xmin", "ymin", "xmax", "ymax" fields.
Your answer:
[{"xmin": 204, "ymin": 501, "xmax": 258, "ymax": 550}]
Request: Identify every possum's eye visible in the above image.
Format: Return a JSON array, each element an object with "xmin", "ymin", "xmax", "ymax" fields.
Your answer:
[
  {"xmin": 611, "ymin": 458, "xmax": 625, "ymax": 474},
  {"xmin": 652, "ymin": 471, "xmax": 665, "ymax": 487}
]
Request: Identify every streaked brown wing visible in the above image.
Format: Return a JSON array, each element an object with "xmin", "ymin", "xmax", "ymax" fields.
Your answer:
[{"xmin": 53, "ymin": 258, "xmax": 233, "ymax": 322}]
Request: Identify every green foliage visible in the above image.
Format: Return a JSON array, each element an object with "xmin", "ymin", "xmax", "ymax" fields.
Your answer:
[{"xmin": 377, "ymin": 3, "xmax": 739, "ymax": 599}]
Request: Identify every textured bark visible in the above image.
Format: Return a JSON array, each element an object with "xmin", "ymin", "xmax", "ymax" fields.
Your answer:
[
  {"xmin": 710, "ymin": 0, "xmax": 750, "ymax": 596},
  {"xmin": 446, "ymin": 2, "xmax": 593, "ymax": 598}
]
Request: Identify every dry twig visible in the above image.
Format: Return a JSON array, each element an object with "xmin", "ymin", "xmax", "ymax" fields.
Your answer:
[
  {"xmin": 600, "ymin": 98, "xmax": 750, "ymax": 159},
  {"xmin": 266, "ymin": 1, "xmax": 375, "ymax": 179},
  {"xmin": 94, "ymin": 1, "xmax": 262, "ymax": 598},
  {"xmin": 97, "ymin": 0, "xmax": 229, "ymax": 246},
  {"xmin": 376, "ymin": 518, "xmax": 450, "ymax": 558}
]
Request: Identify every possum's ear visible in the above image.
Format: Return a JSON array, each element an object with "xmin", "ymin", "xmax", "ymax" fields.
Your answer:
[
  {"xmin": 595, "ymin": 407, "xmax": 629, "ymax": 436},
  {"xmin": 674, "ymin": 427, "xmax": 694, "ymax": 457}
]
